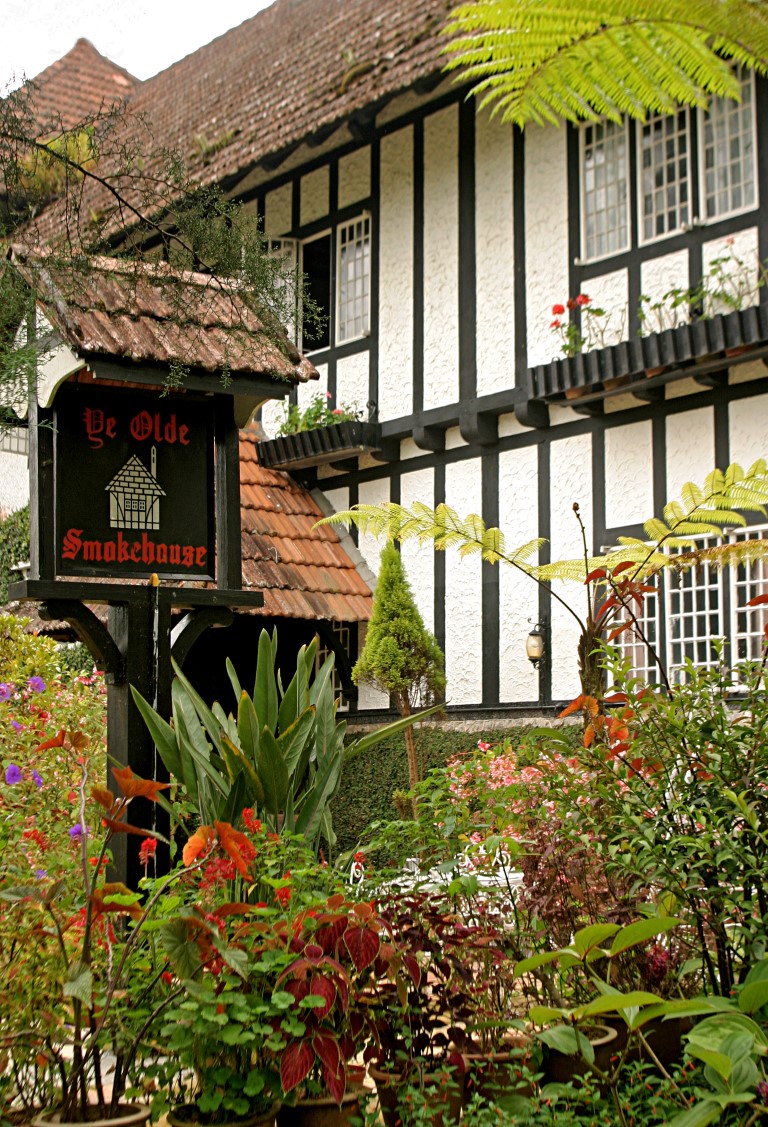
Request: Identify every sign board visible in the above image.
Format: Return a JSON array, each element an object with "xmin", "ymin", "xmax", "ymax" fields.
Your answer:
[{"xmin": 54, "ymin": 386, "xmax": 215, "ymax": 580}]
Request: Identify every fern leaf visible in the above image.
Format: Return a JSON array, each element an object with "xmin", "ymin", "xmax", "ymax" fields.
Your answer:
[{"xmin": 442, "ymin": 0, "xmax": 768, "ymax": 127}]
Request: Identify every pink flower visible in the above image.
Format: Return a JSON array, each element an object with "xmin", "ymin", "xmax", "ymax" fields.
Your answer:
[
  {"xmin": 551, "ymin": 303, "xmax": 565, "ymax": 316},
  {"xmin": 332, "ymin": 408, "xmax": 344, "ymax": 415},
  {"xmin": 576, "ymin": 293, "xmax": 591, "ymax": 306},
  {"xmin": 477, "ymin": 740, "xmax": 491, "ymax": 752}
]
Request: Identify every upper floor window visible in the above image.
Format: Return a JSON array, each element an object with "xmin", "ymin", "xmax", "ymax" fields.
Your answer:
[
  {"xmin": 581, "ymin": 119, "xmax": 629, "ymax": 261},
  {"xmin": 271, "ymin": 212, "xmax": 371, "ymax": 353},
  {"xmin": 580, "ymin": 68, "xmax": 758, "ymax": 261},
  {"xmin": 700, "ymin": 65, "xmax": 757, "ymax": 221},
  {"xmin": 639, "ymin": 108, "xmax": 690, "ymax": 243}
]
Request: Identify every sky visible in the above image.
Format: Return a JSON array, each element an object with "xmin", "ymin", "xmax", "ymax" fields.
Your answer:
[{"xmin": 1, "ymin": 0, "xmax": 275, "ymax": 90}]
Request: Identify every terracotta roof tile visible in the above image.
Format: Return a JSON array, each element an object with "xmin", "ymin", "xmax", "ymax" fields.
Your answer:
[
  {"xmin": 28, "ymin": 38, "xmax": 140, "ymax": 133},
  {"xmin": 237, "ymin": 428, "xmax": 372, "ymax": 621},
  {"xmin": 10, "ymin": 250, "xmax": 317, "ymax": 383}
]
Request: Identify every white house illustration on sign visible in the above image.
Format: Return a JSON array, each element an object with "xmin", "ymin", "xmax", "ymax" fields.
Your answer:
[{"xmin": 106, "ymin": 446, "xmax": 165, "ymax": 531}]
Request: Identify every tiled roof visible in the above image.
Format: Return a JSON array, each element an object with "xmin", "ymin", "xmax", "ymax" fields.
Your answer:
[
  {"xmin": 126, "ymin": 0, "xmax": 451, "ymax": 188},
  {"xmin": 239, "ymin": 427, "xmax": 373, "ymax": 621},
  {"xmin": 28, "ymin": 38, "xmax": 140, "ymax": 133},
  {"xmin": 10, "ymin": 250, "xmax": 317, "ymax": 382}
]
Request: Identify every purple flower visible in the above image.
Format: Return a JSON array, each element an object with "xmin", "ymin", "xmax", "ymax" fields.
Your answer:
[
  {"xmin": 35, "ymin": 869, "xmax": 47, "ymax": 880},
  {"xmin": 69, "ymin": 823, "xmax": 86, "ymax": 841},
  {"xmin": 0, "ymin": 683, "xmax": 11, "ymax": 702},
  {"xmin": 32, "ymin": 770, "xmax": 43, "ymax": 789},
  {"xmin": 10, "ymin": 720, "xmax": 22, "ymax": 732},
  {"xmin": 27, "ymin": 676, "xmax": 46, "ymax": 694},
  {"xmin": 5, "ymin": 763, "xmax": 22, "ymax": 785}
]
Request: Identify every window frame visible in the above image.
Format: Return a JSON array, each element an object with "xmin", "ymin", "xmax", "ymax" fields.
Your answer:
[
  {"xmin": 579, "ymin": 117, "xmax": 631, "ymax": 265},
  {"xmin": 636, "ymin": 107, "xmax": 692, "ymax": 247},
  {"xmin": 697, "ymin": 65, "xmax": 759, "ymax": 225}
]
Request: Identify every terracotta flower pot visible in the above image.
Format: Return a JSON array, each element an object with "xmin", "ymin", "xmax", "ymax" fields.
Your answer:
[
  {"xmin": 542, "ymin": 1024, "xmax": 617, "ymax": 1088},
  {"xmin": 464, "ymin": 1038, "xmax": 534, "ymax": 1102},
  {"xmin": 32, "ymin": 1106, "xmax": 151, "ymax": 1127},
  {"xmin": 167, "ymin": 1103, "xmax": 279, "ymax": 1127},
  {"xmin": 369, "ymin": 1065, "xmax": 464, "ymax": 1127},
  {"xmin": 276, "ymin": 1086, "xmax": 366, "ymax": 1127}
]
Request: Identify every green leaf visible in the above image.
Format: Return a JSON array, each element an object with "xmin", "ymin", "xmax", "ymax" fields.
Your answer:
[
  {"xmin": 738, "ymin": 979, "xmax": 768, "ymax": 1016},
  {"xmin": 131, "ymin": 685, "xmax": 184, "ymax": 782},
  {"xmin": 608, "ymin": 917, "xmax": 680, "ymax": 956},
  {"xmin": 63, "ymin": 964, "xmax": 93, "ymax": 1005},
  {"xmin": 537, "ymin": 1025, "xmax": 595, "ymax": 1064},
  {"xmin": 664, "ymin": 1101, "xmax": 725, "ymax": 1127},
  {"xmin": 253, "ymin": 628, "xmax": 278, "ymax": 734},
  {"xmin": 577, "ymin": 991, "xmax": 663, "ymax": 1018},
  {"xmin": 159, "ymin": 918, "xmax": 203, "ymax": 980},
  {"xmin": 236, "ymin": 692, "xmax": 260, "ymax": 764},
  {"xmin": 572, "ymin": 922, "xmax": 620, "ymax": 957},
  {"xmin": 256, "ymin": 727, "xmax": 290, "ymax": 816}
]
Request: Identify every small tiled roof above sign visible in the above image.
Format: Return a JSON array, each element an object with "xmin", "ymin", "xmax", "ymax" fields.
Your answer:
[
  {"xmin": 26, "ymin": 39, "xmax": 140, "ymax": 134},
  {"xmin": 10, "ymin": 249, "xmax": 317, "ymax": 384},
  {"xmin": 239, "ymin": 428, "xmax": 373, "ymax": 622}
]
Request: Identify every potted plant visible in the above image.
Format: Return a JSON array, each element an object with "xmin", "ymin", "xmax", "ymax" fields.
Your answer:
[{"xmin": 274, "ymin": 893, "xmax": 392, "ymax": 1126}]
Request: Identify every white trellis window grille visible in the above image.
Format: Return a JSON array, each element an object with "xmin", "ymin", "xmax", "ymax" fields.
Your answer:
[
  {"xmin": 639, "ymin": 108, "xmax": 691, "ymax": 243},
  {"xmin": 610, "ymin": 528, "xmax": 768, "ymax": 682},
  {"xmin": 731, "ymin": 526, "xmax": 768, "ymax": 662},
  {"xmin": 701, "ymin": 66, "xmax": 757, "ymax": 221},
  {"xmin": 337, "ymin": 214, "xmax": 370, "ymax": 343},
  {"xmin": 0, "ymin": 427, "xmax": 29, "ymax": 455},
  {"xmin": 316, "ymin": 621, "xmax": 352, "ymax": 711},
  {"xmin": 581, "ymin": 119, "xmax": 629, "ymax": 261}
]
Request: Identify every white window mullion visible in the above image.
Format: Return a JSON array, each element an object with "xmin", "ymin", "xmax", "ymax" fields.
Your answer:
[
  {"xmin": 581, "ymin": 119, "xmax": 630, "ymax": 262},
  {"xmin": 336, "ymin": 213, "xmax": 371, "ymax": 344},
  {"xmin": 638, "ymin": 108, "xmax": 691, "ymax": 244},
  {"xmin": 700, "ymin": 65, "xmax": 758, "ymax": 222}
]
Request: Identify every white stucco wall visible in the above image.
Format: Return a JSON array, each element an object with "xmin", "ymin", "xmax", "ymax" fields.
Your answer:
[
  {"xmin": 378, "ymin": 126, "xmax": 414, "ymax": 422},
  {"xmin": 356, "ymin": 476, "xmax": 391, "ymax": 710},
  {"xmin": 300, "ymin": 166, "xmax": 330, "ymax": 226},
  {"xmin": 604, "ymin": 420, "xmax": 654, "ymax": 528},
  {"xmin": 444, "ymin": 458, "xmax": 483, "ymax": 704},
  {"xmin": 423, "ymin": 105, "xmax": 459, "ymax": 410},
  {"xmin": 297, "ymin": 363, "xmax": 328, "ymax": 412},
  {"xmin": 336, "ymin": 352, "xmax": 369, "ymax": 415},
  {"xmin": 0, "ymin": 452, "xmax": 28, "ymax": 517},
  {"xmin": 400, "ymin": 467, "xmax": 436, "ymax": 632},
  {"xmin": 475, "ymin": 110, "xmax": 515, "ymax": 397},
  {"xmin": 549, "ymin": 433, "xmax": 593, "ymax": 701},
  {"xmin": 259, "ymin": 395, "xmax": 291, "ymax": 439},
  {"xmin": 498, "ymin": 445, "xmax": 540, "ymax": 702},
  {"xmin": 338, "ymin": 146, "xmax": 371, "ymax": 210},
  {"xmin": 665, "ymin": 407, "xmax": 715, "ymax": 503},
  {"xmin": 729, "ymin": 393, "xmax": 768, "ymax": 470},
  {"xmin": 264, "ymin": 183, "xmax": 292, "ymax": 236},
  {"xmin": 702, "ymin": 226, "xmax": 760, "ymax": 314},
  {"xmin": 640, "ymin": 250, "xmax": 689, "ymax": 332},
  {"xmin": 525, "ymin": 127, "xmax": 569, "ymax": 367},
  {"xmin": 583, "ymin": 268, "xmax": 629, "ymax": 347}
]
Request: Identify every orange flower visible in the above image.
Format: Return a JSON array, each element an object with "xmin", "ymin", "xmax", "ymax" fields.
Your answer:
[{"xmin": 183, "ymin": 825, "xmax": 215, "ymax": 867}]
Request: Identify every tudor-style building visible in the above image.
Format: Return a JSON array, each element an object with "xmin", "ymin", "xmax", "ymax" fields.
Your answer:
[{"xmin": 6, "ymin": 0, "xmax": 768, "ymax": 717}]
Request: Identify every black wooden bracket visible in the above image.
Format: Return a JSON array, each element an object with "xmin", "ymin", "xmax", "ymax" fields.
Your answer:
[
  {"xmin": 459, "ymin": 407, "xmax": 497, "ymax": 446},
  {"xmin": 569, "ymin": 399, "xmax": 605, "ymax": 418},
  {"xmin": 514, "ymin": 399, "xmax": 550, "ymax": 429},
  {"xmin": 412, "ymin": 424, "xmax": 445, "ymax": 452},
  {"xmin": 632, "ymin": 384, "xmax": 665, "ymax": 403},
  {"xmin": 693, "ymin": 368, "xmax": 729, "ymax": 388},
  {"xmin": 170, "ymin": 607, "xmax": 235, "ymax": 668},
  {"xmin": 38, "ymin": 599, "xmax": 126, "ymax": 683}
]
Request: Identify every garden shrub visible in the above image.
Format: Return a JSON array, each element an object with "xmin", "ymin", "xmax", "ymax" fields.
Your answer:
[
  {"xmin": 0, "ymin": 613, "xmax": 60, "ymax": 688},
  {"xmin": 0, "ymin": 505, "xmax": 29, "ymax": 603}
]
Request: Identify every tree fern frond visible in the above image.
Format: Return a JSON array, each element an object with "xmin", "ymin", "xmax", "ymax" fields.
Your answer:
[{"xmin": 442, "ymin": 0, "xmax": 768, "ymax": 127}]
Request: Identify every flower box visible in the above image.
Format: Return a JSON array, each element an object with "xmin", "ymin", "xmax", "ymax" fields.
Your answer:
[{"xmin": 256, "ymin": 420, "xmax": 381, "ymax": 470}]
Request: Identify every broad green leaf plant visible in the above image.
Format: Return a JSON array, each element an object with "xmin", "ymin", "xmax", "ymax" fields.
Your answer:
[
  {"xmin": 132, "ymin": 628, "xmax": 442, "ymax": 856},
  {"xmin": 441, "ymin": 0, "xmax": 768, "ymax": 128}
]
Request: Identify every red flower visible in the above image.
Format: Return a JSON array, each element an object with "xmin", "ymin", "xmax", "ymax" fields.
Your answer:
[
  {"xmin": 576, "ymin": 293, "xmax": 590, "ymax": 306},
  {"xmin": 242, "ymin": 808, "xmax": 262, "ymax": 833},
  {"xmin": 161, "ymin": 971, "xmax": 173, "ymax": 985},
  {"xmin": 275, "ymin": 872, "xmax": 292, "ymax": 906},
  {"xmin": 551, "ymin": 303, "xmax": 565, "ymax": 316},
  {"xmin": 139, "ymin": 838, "xmax": 157, "ymax": 868},
  {"xmin": 567, "ymin": 297, "xmax": 577, "ymax": 311},
  {"xmin": 550, "ymin": 318, "xmax": 562, "ymax": 329}
]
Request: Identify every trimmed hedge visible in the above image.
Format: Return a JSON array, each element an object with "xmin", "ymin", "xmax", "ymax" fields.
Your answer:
[
  {"xmin": 332, "ymin": 725, "xmax": 517, "ymax": 855},
  {"xmin": 0, "ymin": 505, "xmax": 29, "ymax": 604}
]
